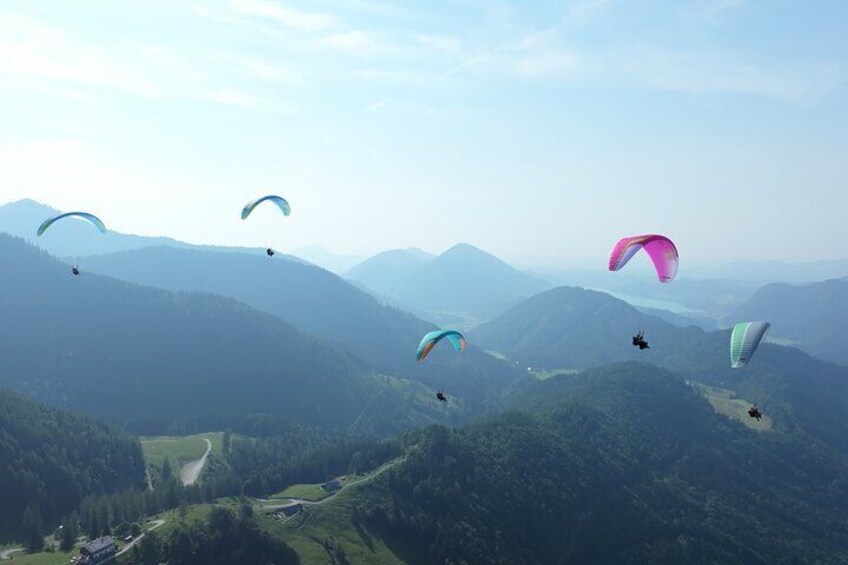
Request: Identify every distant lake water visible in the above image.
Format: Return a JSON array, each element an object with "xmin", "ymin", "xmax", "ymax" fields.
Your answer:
[{"xmin": 586, "ymin": 287, "xmax": 702, "ymax": 315}]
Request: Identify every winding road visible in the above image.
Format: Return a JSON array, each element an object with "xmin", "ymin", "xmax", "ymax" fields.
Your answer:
[
  {"xmin": 113, "ymin": 519, "xmax": 166, "ymax": 559},
  {"xmin": 180, "ymin": 438, "xmax": 212, "ymax": 486},
  {"xmin": 259, "ymin": 458, "xmax": 404, "ymax": 511},
  {"xmin": 0, "ymin": 547, "xmax": 23, "ymax": 560}
]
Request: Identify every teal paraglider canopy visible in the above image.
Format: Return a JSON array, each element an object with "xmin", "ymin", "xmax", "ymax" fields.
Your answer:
[
  {"xmin": 416, "ymin": 330, "xmax": 466, "ymax": 363},
  {"xmin": 241, "ymin": 195, "xmax": 291, "ymax": 220},
  {"xmin": 37, "ymin": 212, "xmax": 106, "ymax": 237}
]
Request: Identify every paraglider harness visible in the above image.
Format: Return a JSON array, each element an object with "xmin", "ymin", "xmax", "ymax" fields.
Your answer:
[
  {"xmin": 436, "ymin": 391, "xmax": 447, "ymax": 403},
  {"xmin": 632, "ymin": 330, "xmax": 649, "ymax": 350},
  {"xmin": 748, "ymin": 406, "xmax": 762, "ymax": 421}
]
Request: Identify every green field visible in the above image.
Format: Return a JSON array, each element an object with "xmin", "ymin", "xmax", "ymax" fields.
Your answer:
[
  {"xmin": 266, "ymin": 485, "xmax": 408, "ymax": 564},
  {"xmin": 1, "ymin": 550, "xmax": 71, "ymax": 565},
  {"xmin": 689, "ymin": 382, "xmax": 773, "ymax": 431},
  {"xmin": 3, "ymin": 537, "xmax": 87, "ymax": 565},
  {"xmin": 147, "ymin": 504, "xmax": 217, "ymax": 540},
  {"xmin": 270, "ymin": 483, "xmax": 332, "ymax": 502},
  {"xmin": 141, "ymin": 432, "xmax": 222, "ymax": 469}
]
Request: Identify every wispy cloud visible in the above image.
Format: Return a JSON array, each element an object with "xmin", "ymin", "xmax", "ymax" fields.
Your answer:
[
  {"xmin": 0, "ymin": 15, "xmax": 279, "ymax": 109},
  {"xmin": 353, "ymin": 68, "xmax": 434, "ymax": 84},
  {"xmin": 317, "ymin": 0, "xmax": 417, "ymax": 18},
  {"xmin": 200, "ymin": 89, "xmax": 259, "ymax": 106},
  {"xmin": 510, "ymin": 45, "xmax": 844, "ymax": 102},
  {"xmin": 238, "ymin": 58, "xmax": 304, "ymax": 84},
  {"xmin": 362, "ymin": 98, "xmax": 390, "ymax": 112},
  {"xmin": 514, "ymin": 51, "xmax": 584, "ymax": 77},
  {"xmin": 434, "ymin": 0, "xmax": 842, "ymax": 103},
  {"xmin": 681, "ymin": 0, "xmax": 746, "ymax": 24},
  {"xmin": 415, "ymin": 33, "xmax": 461, "ymax": 53},
  {"xmin": 0, "ymin": 17, "xmax": 161, "ymax": 97},
  {"xmin": 436, "ymin": 0, "xmax": 611, "ymax": 81},
  {"xmin": 318, "ymin": 31, "xmax": 381, "ymax": 56},
  {"xmin": 228, "ymin": 0, "xmax": 338, "ymax": 31}
]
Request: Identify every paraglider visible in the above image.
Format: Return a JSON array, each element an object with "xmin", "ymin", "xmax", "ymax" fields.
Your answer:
[
  {"xmin": 241, "ymin": 195, "xmax": 291, "ymax": 220},
  {"xmin": 730, "ymin": 321, "xmax": 770, "ymax": 368},
  {"xmin": 609, "ymin": 234, "xmax": 678, "ymax": 283},
  {"xmin": 632, "ymin": 330, "xmax": 649, "ymax": 350},
  {"xmin": 416, "ymin": 330, "xmax": 466, "ymax": 363},
  {"xmin": 37, "ymin": 212, "xmax": 106, "ymax": 237},
  {"xmin": 241, "ymin": 196, "xmax": 290, "ymax": 257},
  {"xmin": 436, "ymin": 391, "xmax": 447, "ymax": 403},
  {"xmin": 37, "ymin": 212, "xmax": 105, "ymax": 277},
  {"xmin": 748, "ymin": 406, "xmax": 762, "ymax": 421}
]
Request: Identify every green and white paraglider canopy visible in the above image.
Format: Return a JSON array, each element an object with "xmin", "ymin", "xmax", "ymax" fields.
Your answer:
[{"xmin": 730, "ymin": 321, "xmax": 770, "ymax": 369}]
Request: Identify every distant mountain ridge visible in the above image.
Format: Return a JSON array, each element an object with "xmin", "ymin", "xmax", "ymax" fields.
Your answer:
[
  {"xmin": 82, "ymin": 245, "xmax": 526, "ymax": 414},
  {"xmin": 0, "ymin": 234, "xmax": 451, "ymax": 436},
  {"xmin": 730, "ymin": 277, "xmax": 848, "ymax": 366},
  {"xmin": 346, "ymin": 243, "xmax": 551, "ymax": 321},
  {"xmin": 0, "ymin": 198, "xmax": 196, "ymax": 258},
  {"xmin": 472, "ymin": 285, "xmax": 703, "ymax": 369},
  {"xmin": 0, "ymin": 198, "xmax": 310, "ymax": 266},
  {"xmin": 472, "ymin": 285, "xmax": 848, "ymax": 455},
  {"xmin": 345, "ymin": 248, "xmax": 434, "ymax": 298},
  {"xmin": 687, "ymin": 258, "xmax": 848, "ymax": 283},
  {"xmin": 291, "ymin": 245, "xmax": 366, "ymax": 274}
]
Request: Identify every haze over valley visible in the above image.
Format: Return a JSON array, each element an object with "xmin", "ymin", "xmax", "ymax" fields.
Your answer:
[{"xmin": 1, "ymin": 1, "xmax": 847, "ymax": 563}]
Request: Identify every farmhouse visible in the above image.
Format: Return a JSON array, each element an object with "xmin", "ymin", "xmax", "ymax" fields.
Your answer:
[{"xmin": 79, "ymin": 536, "xmax": 116, "ymax": 564}]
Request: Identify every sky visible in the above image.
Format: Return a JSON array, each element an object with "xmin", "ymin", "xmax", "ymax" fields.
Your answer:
[{"xmin": 0, "ymin": 0, "xmax": 846, "ymax": 268}]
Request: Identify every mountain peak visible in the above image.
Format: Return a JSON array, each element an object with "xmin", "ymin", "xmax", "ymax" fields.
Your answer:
[
  {"xmin": 441, "ymin": 242, "xmax": 490, "ymax": 256},
  {"xmin": 0, "ymin": 198, "xmax": 60, "ymax": 218},
  {"xmin": 436, "ymin": 243, "xmax": 513, "ymax": 267}
]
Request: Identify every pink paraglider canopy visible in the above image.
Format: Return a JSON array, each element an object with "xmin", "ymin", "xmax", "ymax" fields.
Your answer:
[{"xmin": 608, "ymin": 234, "xmax": 678, "ymax": 283}]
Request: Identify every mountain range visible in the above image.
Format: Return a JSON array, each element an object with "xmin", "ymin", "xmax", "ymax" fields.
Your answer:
[
  {"xmin": 83, "ymin": 245, "xmax": 524, "ymax": 409},
  {"xmin": 472, "ymin": 285, "xmax": 848, "ymax": 455},
  {"xmin": 284, "ymin": 363, "xmax": 848, "ymax": 564},
  {"xmin": 345, "ymin": 243, "xmax": 551, "ymax": 323},
  {"xmin": 0, "ymin": 235, "xmax": 455, "ymax": 436},
  {"xmin": 730, "ymin": 277, "xmax": 848, "ymax": 366},
  {"xmin": 3, "ymin": 198, "xmax": 848, "ymax": 563}
]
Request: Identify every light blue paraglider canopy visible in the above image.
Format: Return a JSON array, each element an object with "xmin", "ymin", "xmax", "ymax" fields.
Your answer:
[
  {"xmin": 241, "ymin": 195, "xmax": 291, "ymax": 220},
  {"xmin": 37, "ymin": 212, "xmax": 106, "ymax": 237}
]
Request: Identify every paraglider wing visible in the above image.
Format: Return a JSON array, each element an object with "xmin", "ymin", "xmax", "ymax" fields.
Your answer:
[
  {"xmin": 730, "ymin": 321, "xmax": 770, "ymax": 368},
  {"xmin": 37, "ymin": 212, "xmax": 106, "ymax": 237},
  {"xmin": 416, "ymin": 330, "xmax": 466, "ymax": 363},
  {"xmin": 608, "ymin": 234, "xmax": 678, "ymax": 283},
  {"xmin": 241, "ymin": 195, "xmax": 291, "ymax": 220}
]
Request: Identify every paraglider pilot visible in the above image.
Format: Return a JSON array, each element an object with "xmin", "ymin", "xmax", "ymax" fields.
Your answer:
[
  {"xmin": 748, "ymin": 406, "xmax": 762, "ymax": 421},
  {"xmin": 436, "ymin": 391, "xmax": 447, "ymax": 403},
  {"xmin": 266, "ymin": 248, "xmax": 276, "ymax": 257},
  {"xmin": 71, "ymin": 266, "xmax": 80, "ymax": 276},
  {"xmin": 632, "ymin": 330, "xmax": 649, "ymax": 350}
]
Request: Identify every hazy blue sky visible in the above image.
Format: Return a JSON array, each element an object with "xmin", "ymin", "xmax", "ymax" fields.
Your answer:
[{"xmin": 0, "ymin": 0, "xmax": 845, "ymax": 267}]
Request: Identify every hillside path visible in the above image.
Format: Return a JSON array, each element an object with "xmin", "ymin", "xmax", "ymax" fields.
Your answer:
[
  {"xmin": 113, "ymin": 519, "xmax": 166, "ymax": 559},
  {"xmin": 260, "ymin": 457, "xmax": 404, "ymax": 511},
  {"xmin": 180, "ymin": 438, "xmax": 212, "ymax": 486},
  {"xmin": 0, "ymin": 547, "xmax": 23, "ymax": 560}
]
